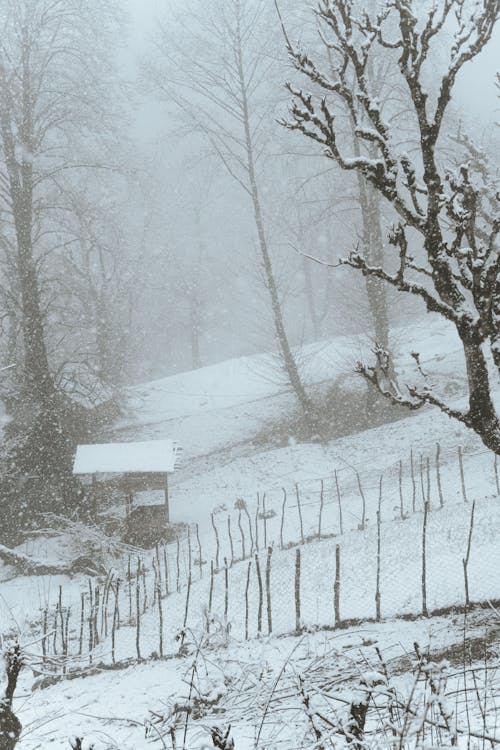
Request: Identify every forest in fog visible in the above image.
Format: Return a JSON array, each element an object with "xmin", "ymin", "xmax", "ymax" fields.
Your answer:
[{"xmin": 0, "ymin": 1, "xmax": 500, "ymax": 748}]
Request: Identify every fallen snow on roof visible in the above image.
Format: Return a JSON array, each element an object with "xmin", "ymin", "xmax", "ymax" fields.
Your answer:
[{"xmin": 73, "ymin": 439, "xmax": 178, "ymax": 475}]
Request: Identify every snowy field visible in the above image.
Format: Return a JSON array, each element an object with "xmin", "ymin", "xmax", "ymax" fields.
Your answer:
[{"xmin": 2, "ymin": 315, "xmax": 500, "ymax": 748}]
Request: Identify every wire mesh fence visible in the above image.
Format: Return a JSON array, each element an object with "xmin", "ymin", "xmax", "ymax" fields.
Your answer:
[{"xmin": 19, "ymin": 440, "xmax": 500, "ymax": 679}]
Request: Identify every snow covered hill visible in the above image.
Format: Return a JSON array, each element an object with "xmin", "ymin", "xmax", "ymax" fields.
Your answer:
[{"xmin": 6, "ymin": 315, "xmax": 500, "ymax": 749}]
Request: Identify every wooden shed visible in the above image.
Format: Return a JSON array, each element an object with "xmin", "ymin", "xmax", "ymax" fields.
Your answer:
[{"xmin": 73, "ymin": 439, "xmax": 181, "ymax": 522}]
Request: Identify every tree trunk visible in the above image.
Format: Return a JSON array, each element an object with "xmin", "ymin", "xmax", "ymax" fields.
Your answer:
[
  {"xmin": 189, "ymin": 301, "xmax": 202, "ymax": 370},
  {"xmin": 463, "ymin": 340, "xmax": 500, "ymax": 453},
  {"xmin": 234, "ymin": 6, "xmax": 315, "ymax": 425}
]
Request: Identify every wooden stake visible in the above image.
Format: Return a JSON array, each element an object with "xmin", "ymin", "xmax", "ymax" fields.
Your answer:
[
  {"xmin": 356, "ymin": 472, "xmax": 366, "ymax": 530},
  {"xmin": 375, "ymin": 477, "xmax": 383, "ymax": 621},
  {"xmin": 280, "ymin": 487, "xmax": 287, "ymax": 549},
  {"xmin": 435, "ymin": 443, "xmax": 444, "ymax": 508},
  {"xmin": 211, "ymin": 514, "xmax": 220, "ymax": 570},
  {"xmin": 245, "ymin": 560, "xmax": 251, "ymax": 640},
  {"xmin": 255, "ymin": 493, "xmax": 260, "ymax": 552},
  {"xmin": 187, "ymin": 526, "xmax": 192, "ymax": 578},
  {"xmin": 136, "ymin": 558, "xmax": 142, "ymax": 660},
  {"xmin": 458, "ymin": 446, "xmax": 467, "ymax": 503},
  {"xmin": 243, "ymin": 502, "xmax": 254, "ymax": 556},
  {"xmin": 398, "ymin": 459, "xmax": 404, "ymax": 519},
  {"xmin": 238, "ymin": 510, "xmax": 246, "ymax": 560},
  {"xmin": 422, "ymin": 501, "xmax": 429, "ymax": 617},
  {"xmin": 463, "ymin": 500, "xmax": 476, "ymax": 609},
  {"xmin": 78, "ymin": 594, "xmax": 84, "ymax": 656},
  {"xmin": 142, "ymin": 567, "xmax": 147, "ymax": 614},
  {"xmin": 176, "ymin": 535, "xmax": 181, "ymax": 590},
  {"xmin": 410, "ymin": 449, "xmax": 416, "ymax": 513},
  {"xmin": 265, "ymin": 546, "xmax": 273, "ymax": 635},
  {"xmin": 227, "ymin": 515, "xmax": 235, "ymax": 566},
  {"xmin": 163, "ymin": 543, "xmax": 169, "ymax": 596},
  {"xmin": 153, "ymin": 558, "xmax": 164, "ymax": 657},
  {"xmin": 419, "ymin": 454, "xmax": 426, "ymax": 507},
  {"xmin": 208, "ymin": 560, "xmax": 214, "ymax": 616},
  {"xmin": 295, "ymin": 548, "xmax": 301, "ymax": 634},
  {"xmin": 255, "ymin": 553, "xmax": 263, "ymax": 636},
  {"xmin": 426, "ymin": 456, "xmax": 431, "ymax": 509},
  {"xmin": 335, "ymin": 470, "xmax": 343, "ymax": 534},
  {"xmin": 318, "ymin": 479, "xmax": 324, "ymax": 540},
  {"xmin": 295, "ymin": 483, "xmax": 304, "ymax": 544},
  {"xmin": 196, "ymin": 523, "xmax": 203, "ymax": 578},
  {"xmin": 127, "ymin": 556, "xmax": 132, "ymax": 621},
  {"xmin": 224, "ymin": 557, "xmax": 229, "ymax": 619},
  {"xmin": 42, "ymin": 607, "xmax": 48, "ymax": 663},
  {"xmin": 334, "ymin": 545, "xmax": 340, "ymax": 627},
  {"xmin": 111, "ymin": 580, "xmax": 119, "ymax": 664}
]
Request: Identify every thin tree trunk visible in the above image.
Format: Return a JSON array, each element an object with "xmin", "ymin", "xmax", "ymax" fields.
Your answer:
[{"xmin": 234, "ymin": 6, "xmax": 314, "ymax": 426}]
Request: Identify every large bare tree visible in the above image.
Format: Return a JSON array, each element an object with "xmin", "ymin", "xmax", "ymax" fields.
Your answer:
[
  {"xmin": 150, "ymin": 0, "xmax": 317, "ymax": 427},
  {"xmin": 282, "ymin": 0, "xmax": 500, "ymax": 453},
  {"xmin": 0, "ymin": 0, "xmax": 122, "ymax": 506}
]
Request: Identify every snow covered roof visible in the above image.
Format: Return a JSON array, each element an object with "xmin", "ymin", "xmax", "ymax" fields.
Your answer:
[{"xmin": 73, "ymin": 439, "xmax": 180, "ymax": 475}]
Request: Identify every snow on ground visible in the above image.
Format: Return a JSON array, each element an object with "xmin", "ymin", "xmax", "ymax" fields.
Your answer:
[
  {"xmin": 16, "ymin": 609, "xmax": 499, "ymax": 749},
  {"xmin": 113, "ymin": 316, "xmax": 467, "ymax": 462},
  {"xmin": 3, "ymin": 315, "xmax": 500, "ymax": 748}
]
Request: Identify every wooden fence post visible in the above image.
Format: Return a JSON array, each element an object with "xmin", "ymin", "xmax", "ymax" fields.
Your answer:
[
  {"xmin": 435, "ymin": 443, "xmax": 444, "ymax": 508},
  {"xmin": 426, "ymin": 456, "xmax": 431, "ymax": 509},
  {"xmin": 356, "ymin": 472, "xmax": 366, "ymax": 530},
  {"xmin": 458, "ymin": 446, "xmax": 467, "ymax": 503},
  {"xmin": 163, "ymin": 544, "xmax": 169, "ymax": 596},
  {"xmin": 255, "ymin": 493, "xmax": 260, "ymax": 552},
  {"xmin": 42, "ymin": 607, "xmax": 48, "ymax": 663},
  {"xmin": 318, "ymin": 480, "xmax": 324, "ymax": 540},
  {"xmin": 135, "ymin": 558, "xmax": 142, "ymax": 660},
  {"xmin": 375, "ymin": 477, "xmax": 382, "ymax": 622},
  {"xmin": 398, "ymin": 459, "xmax": 404, "ymax": 519},
  {"xmin": 295, "ymin": 483, "xmax": 304, "ymax": 544},
  {"xmin": 280, "ymin": 487, "xmax": 287, "ymax": 549},
  {"xmin": 463, "ymin": 500, "xmax": 476, "ymax": 609},
  {"xmin": 245, "ymin": 559, "xmax": 252, "ymax": 640},
  {"xmin": 208, "ymin": 560, "xmax": 214, "ymax": 618},
  {"xmin": 419, "ymin": 454, "xmax": 426, "ymax": 507},
  {"xmin": 266, "ymin": 546, "xmax": 273, "ymax": 635},
  {"xmin": 224, "ymin": 557, "xmax": 229, "ymax": 620},
  {"xmin": 255, "ymin": 553, "xmax": 263, "ymax": 636},
  {"xmin": 196, "ymin": 523, "xmax": 203, "ymax": 578},
  {"xmin": 410, "ymin": 449, "xmax": 416, "ymax": 513},
  {"xmin": 111, "ymin": 580, "xmax": 119, "ymax": 663},
  {"xmin": 334, "ymin": 545, "xmax": 340, "ymax": 627},
  {"xmin": 181, "ymin": 572, "xmax": 192, "ymax": 650},
  {"xmin": 335, "ymin": 470, "xmax": 343, "ymax": 534},
  {"xmin": 78, "ymin": 595, "xmax": 84, "ymax": 657},
  {"xmin": 295, "ymin": 548, "xmax": 301, "ymax": 634},
  {"xmin": 243, "ymin": 501, "xmax": 254, "ymax": 556},
  {"xmin": 238, "ymin": 510, "xmax": 246, "ymax": 560},
  {"xmin": 176, "ymin": 535, "xmax": 181, "ymax": 591},
  {"xmin": 127, "ymin": 556, "xmax": 132, "ymax": 621},
  {"xmin": 262, "ymin": 493, "xmax": 268, "ymax": 549},
  {"xmin": 422, "ymin": 501, "xmax": 429, "ymax": 617},
  {"xmin": 227, "ymin": 516, "xmax": 235, "ymax": 566},
  {"xmin": 154, "ymin": 559, "xmax": 164, "ymax": 658},
  {"xmin": 211, "ymin": 514, "xmax": 220, "ymax": 570}
]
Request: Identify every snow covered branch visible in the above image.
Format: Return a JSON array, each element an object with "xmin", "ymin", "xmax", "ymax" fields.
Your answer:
[{"xmin": 283, "ymin": 0, "xmax": 500, "ymax": 453}]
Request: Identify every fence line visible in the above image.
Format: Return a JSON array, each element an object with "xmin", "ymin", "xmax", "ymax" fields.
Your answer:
[{"xmin": 16, "ymin": 440, "xmax": 500, "ymax": 679}]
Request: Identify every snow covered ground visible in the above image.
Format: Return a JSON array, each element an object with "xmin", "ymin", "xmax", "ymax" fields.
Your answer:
[{"xmin": 3, "ymin": 314, "xmax": 500, "ymax": 748}]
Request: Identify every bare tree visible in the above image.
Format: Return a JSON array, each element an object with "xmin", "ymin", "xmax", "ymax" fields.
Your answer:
[
  {"xmin": 150, "ymin": 0, "xmax": 317, "ymax": 427},
  {"xmin": 282, "ymin": 0, "xmax": 500, "ymax": 453},
  {"xmin": 0, "ymin": 0, "xmax": 122, "ymax": 504}
]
